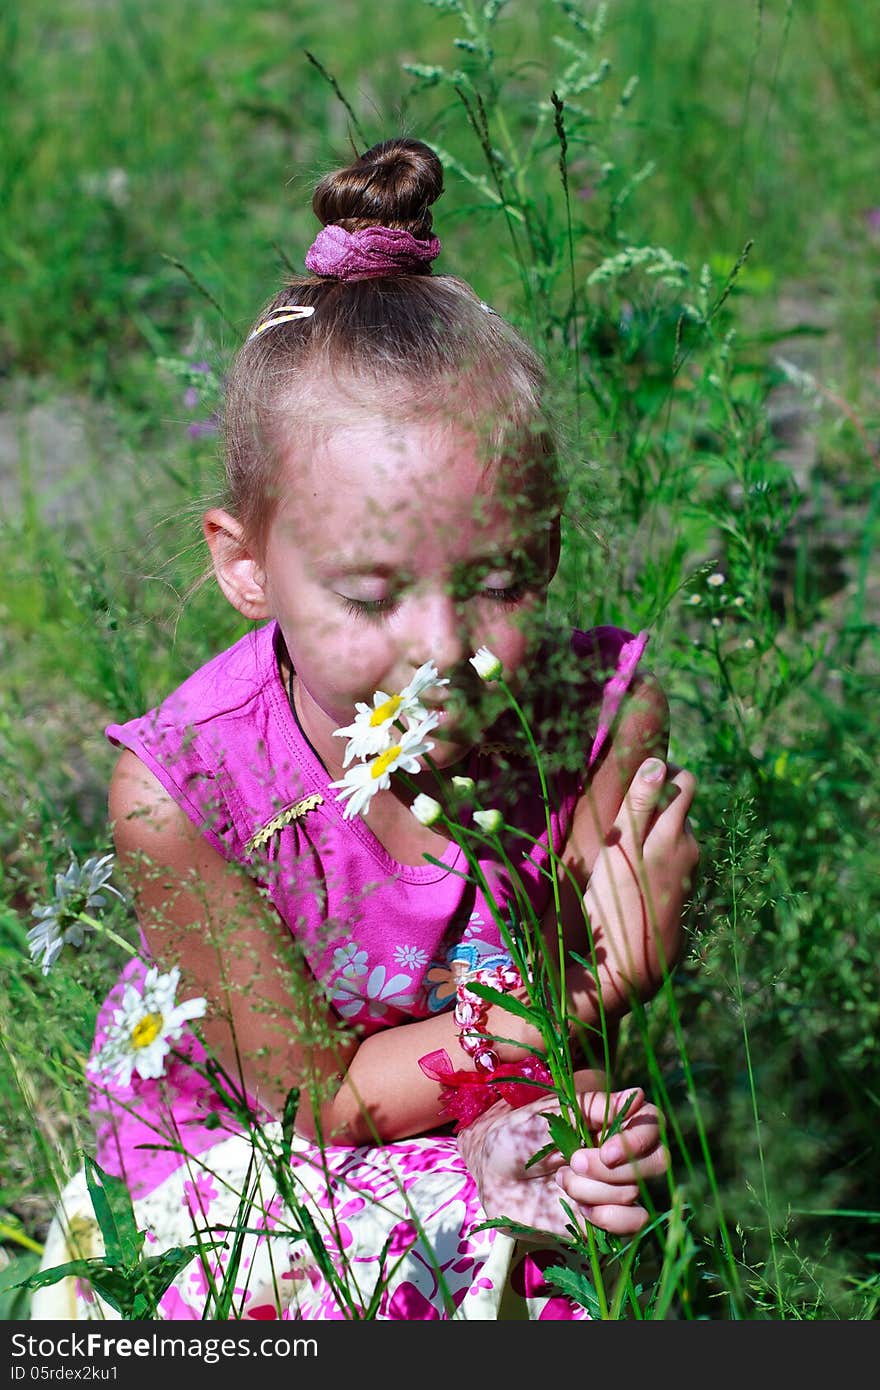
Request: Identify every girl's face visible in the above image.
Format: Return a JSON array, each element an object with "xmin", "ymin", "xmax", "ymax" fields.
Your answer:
[{"xmin": 224, "ymin": 411, "xmax": 558, "ymax": 777}]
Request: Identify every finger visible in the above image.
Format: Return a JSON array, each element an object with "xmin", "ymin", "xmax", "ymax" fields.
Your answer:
[
  {"xmin": 597, "ymin": 1103, "xmax": 662, "ymax": 1166},
  {"xmin": 648, "ymin": 768, "xmax": 697, "ymax": 841},
  {"xmin": 555, "ymin": 1170, "xmax": 641, "ymax": 1207},
  {"xmin": 575, "ymin": 1086, "xmax": 645, "ymax": 1136},
  {"xmin": 609, "ymin": 759, "xmax": 668, "ymax": 851},
  {"xmin": 573, "ymin": 1204, "xmax": 651, "ymax": 1237},
  {"xmin": 567, "ymin": 1137, "xmax": 667, "ymax": 1187}
]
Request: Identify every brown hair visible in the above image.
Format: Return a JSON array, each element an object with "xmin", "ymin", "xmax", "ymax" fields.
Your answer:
[{"xmin": 222, "ymin": 138, "xmax": 560, "ymax": 557}]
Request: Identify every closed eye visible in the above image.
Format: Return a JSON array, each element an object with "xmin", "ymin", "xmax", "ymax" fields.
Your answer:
[
  {"xmin": 481, "ymin": 581, "xmax": 530, "ymax": 606},
  {"xmin": 339, "ymin": 595, "xmax": 398, "ymax": 618}
]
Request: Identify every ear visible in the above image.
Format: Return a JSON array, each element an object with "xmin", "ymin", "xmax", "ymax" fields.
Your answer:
[{"xmin": 202, "ymin": 509, "xmax": 272, "ymax": 621}]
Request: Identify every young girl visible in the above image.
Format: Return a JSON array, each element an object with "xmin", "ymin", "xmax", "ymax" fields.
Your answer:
[{"xmin": 33, "ymin": 138, "xmax": 698, "ymax": 1321}]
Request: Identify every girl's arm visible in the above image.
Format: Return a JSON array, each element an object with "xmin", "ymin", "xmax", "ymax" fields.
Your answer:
[{"xmin": 110, "ymin": 750, "xmax": 548, "ymax": 1146}]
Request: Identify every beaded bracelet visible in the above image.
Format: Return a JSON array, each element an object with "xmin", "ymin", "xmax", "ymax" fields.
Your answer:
[
  {"xmin": 418, "ymin": 958, "xmax": 554, "ymax": 1131},
  {"xmin": 454, "ymin": 959, "xmax": 523, "ymax": 1074}
]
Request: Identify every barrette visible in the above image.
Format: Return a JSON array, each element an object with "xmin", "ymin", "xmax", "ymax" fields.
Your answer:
[{"xmin": 247, "ymin": 305, "xmax": 316, "ymax": 342}]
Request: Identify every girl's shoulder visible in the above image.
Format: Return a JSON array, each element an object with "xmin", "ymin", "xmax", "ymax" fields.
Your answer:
[
  {"xmin": 103, "ymin": 622, "xmax": 305, "ymax": 859},
  {"xmin": 107, "ymin": 622, "xmax": 278, "ymax": 744}
]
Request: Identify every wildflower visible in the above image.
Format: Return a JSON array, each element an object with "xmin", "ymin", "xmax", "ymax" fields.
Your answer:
[
  {"xmin": 330, "ymin": 716, "xmax": 439, "ymax": 820},
  {"xmin": 707, "ymin": 573, "xmax": 726, "ymax": 588},
  {"xmin": 187, "ymin": 417, "xmax": 219, "ymax": 439},
  {"xmin": 473, "ymin": 808, "xmax": 503, "ymax": 834},
  {"xmin": 687, "ymin": 593, "xmax": 702, "ymax": 606},
  {"xmin": 333, "ymin": 661, "xmax": 448, "ymax": 765},
  {"xmin": 451, "ymin": 775, "xmax": 475, "ymax": 796},
  {"xmin": 91, "ymin": 966, "xmax": 207, "ymax": 1088},
  {"xmin": 470, "ymin": 647, "xmax": 503, "ymax": 682},
  {"xmin": 711, "ymin": 617, "xmax": 722, "ymax": 628},
  {"xmin": 27, "ymin": 853, "xmax": 123, "ymax": 976},
  {"xmin": 411, "ymin": 793, "xmax": 443, "ymax": 826}
]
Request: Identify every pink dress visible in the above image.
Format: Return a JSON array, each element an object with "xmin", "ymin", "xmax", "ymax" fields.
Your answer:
[{"xmin": 32, "ymin": 621, "xmax": 647, "ymax": 1322}]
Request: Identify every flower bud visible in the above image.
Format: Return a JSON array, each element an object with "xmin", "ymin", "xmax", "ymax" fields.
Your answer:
[
  {"xmin": 469, "ymin": 647, "xmax": 503, "ymax": 681},
  {"xmin": 473, "ymin": 808, "xmax": 503, "ymax": 834},
  {"xmin": 411, "ymin": 793, "xmax": 443, "ymax": 827}
]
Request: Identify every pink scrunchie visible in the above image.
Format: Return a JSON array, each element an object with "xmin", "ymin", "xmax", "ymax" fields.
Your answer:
[{"xmin": 305, "ymin": 224, "xmax": 441, "ymax": 280}]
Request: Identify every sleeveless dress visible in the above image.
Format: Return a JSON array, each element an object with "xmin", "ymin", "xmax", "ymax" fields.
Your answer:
[{"xmin": 31, "ymin": 620, "xmax": 648, "ymax": 1322}]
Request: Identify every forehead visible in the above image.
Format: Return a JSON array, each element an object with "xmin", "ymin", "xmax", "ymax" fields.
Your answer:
[{"xmin": 274, "ymin": 413, "xmax": 545, "ymax": 560}]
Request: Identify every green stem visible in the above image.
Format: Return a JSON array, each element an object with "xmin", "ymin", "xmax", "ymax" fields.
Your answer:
[{"xmin": 77, "ymin": 912, "xmax": 139, "ymax": 959}]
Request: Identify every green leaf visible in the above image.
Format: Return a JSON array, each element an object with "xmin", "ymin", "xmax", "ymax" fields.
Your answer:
[
  {"xmin": 545, "ymin": 1111, "xmax": 580, "ymax": 1161},
  {"xmin": 524, "ymin": 1140, "xmax": 555, "ymax": 1171},
  {"xmin": 465, "ymin": 981, "xmax": 542, "ymax": 1024},
  {"xmin": 15, "ymin": 1258, "xmax": 103, "ymax": 1295},
  {"xmin": 0, "ymin": 1252, "xmax": 42, "ymax": 1318},
  {"xmin": 131, "ymin": 1245, "xmax": 209, "ymax": 1307},
  {"xmin": 83, "ymin": 1154, "xmax": 144, "ymax": 1266},
  {"xmin": 600, "ymin": 1089, "xmax": 637, "ymax": 1142},
  {"xmin": 543, "ymin": 1262, "xmax": 602, "ymax": 1317},
  {"xmin": 472, "ymin": 1216, "xmax": 573, "ymax": 1243},
  {"xmin": 364, "ymin": 1232, "xmax": 397, "ymax": 1319},
  {"xmin": 280, "ymin": 1086, "xmax": 300, "ymax": 1166},
  {"xmin": 18, "ymin": 1244, "xmax": 216, "ymax": 1320}
]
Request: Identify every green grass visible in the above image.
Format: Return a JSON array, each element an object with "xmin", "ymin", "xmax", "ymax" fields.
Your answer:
[{"xmin": 1, "ymin": 0, "xmax": 878, "ymax": 1319}]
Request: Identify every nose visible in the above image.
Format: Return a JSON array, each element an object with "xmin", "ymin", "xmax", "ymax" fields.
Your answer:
[{"xmin": 403, "ymin": 588, "xmax": 468, "ymax": 677}]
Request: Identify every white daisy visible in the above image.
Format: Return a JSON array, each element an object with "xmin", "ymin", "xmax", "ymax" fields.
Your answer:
[
  {"xmin": 91, "ymin": 965, "xmax": 207, "ymax": 1088},
  {"xmin": 330, "ymin": 715, "xmax": 439, "ymax": 821},
  {"xmin": 27, "ymin": 852, "xmax": 124, "ymax": 976},
  {"xmin": 332, "ymin": 661, "xmax": 448, "ymax": 766},
  {"xmin": 469, "ymin": 647, "xmax": 503, "ymax": 682}
]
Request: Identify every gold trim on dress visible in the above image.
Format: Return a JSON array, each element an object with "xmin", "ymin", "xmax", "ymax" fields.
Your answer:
[{"xmin": 244, "ymin": 794, "xmax": 324, "ymax": 853}]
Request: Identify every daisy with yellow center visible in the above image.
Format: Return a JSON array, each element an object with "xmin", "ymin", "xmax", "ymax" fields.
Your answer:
[
  {"xmin": 90, "ymin": 965, "xmax": 207, "ymax": 1088},
  {"xmin": 333, "ymin": 661, "xmax": 448, "ymax": 766},
  {"xmin": 330, "ymin": 715, "xmax": 440, "ymax": 821}
]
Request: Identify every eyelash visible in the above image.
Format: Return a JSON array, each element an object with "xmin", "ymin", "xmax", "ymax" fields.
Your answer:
[{"xmin": 339, "ymin": 583, "xmax": 529, "ymax": 619}]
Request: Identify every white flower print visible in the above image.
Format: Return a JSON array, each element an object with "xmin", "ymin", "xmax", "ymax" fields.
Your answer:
[
  {"xmin": 331, "ymin": 963, "xmax": 416, "ymax": 1020},
  {"xmin": 394, "ymin": 944, "xmax": 428, "ymax": 970},
  {"xmin": 332, "ymin": 943, "xmax": 368, "ymax": 976}
]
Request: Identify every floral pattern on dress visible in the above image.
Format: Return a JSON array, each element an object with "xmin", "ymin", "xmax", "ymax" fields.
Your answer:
[
  {"xmin": 33, "ymin": 1128, "xmax": 590, "ymax": 1322},
  {"xmin": 422, "ymin": 917, "xmax": 514, "ymax": 1014},
  {"xmin": 330, "ymin": 962, "xmax": 417, "ymax": 1021}
]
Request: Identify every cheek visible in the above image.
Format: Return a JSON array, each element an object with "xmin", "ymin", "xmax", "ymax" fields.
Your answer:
[
  {"xmin": 483, "ymin": 601, "xmax": 543, "ymax": 672},
  {"xmin": 281, "ymin": 609, "xmax": 395, "ymax": 703}
]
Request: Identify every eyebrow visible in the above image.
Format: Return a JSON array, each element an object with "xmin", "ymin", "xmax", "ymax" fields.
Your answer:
[
  {"xmin": 316, "ymin": 562, "xmax": 401, "ymax": 579},
  {"xmin": 318, "ymin": 551, "xmax": 523, "ymax": 581}
]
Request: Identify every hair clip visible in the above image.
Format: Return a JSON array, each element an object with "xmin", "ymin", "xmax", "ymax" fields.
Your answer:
[{"xmin": 246, "ymin": 305, "xmax": 316, "ymax": 342}]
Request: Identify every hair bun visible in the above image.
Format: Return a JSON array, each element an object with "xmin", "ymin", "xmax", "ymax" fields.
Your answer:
[{"xmin": 312, "ymin": 138, "xmax": 444, "ymax": 239}]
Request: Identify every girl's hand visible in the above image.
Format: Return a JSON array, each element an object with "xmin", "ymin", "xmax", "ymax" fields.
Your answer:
[
  {"xmin": 457, "ymin": 1074, "xmax": 667, "ymax": 1241},
  {"xmin": 583, "ymin": 758, "xmax": 699, "ymax": 1019},
  {"xmin": 554, "ymin": 1087, "xmax": 668, "ymax": 1236}
]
